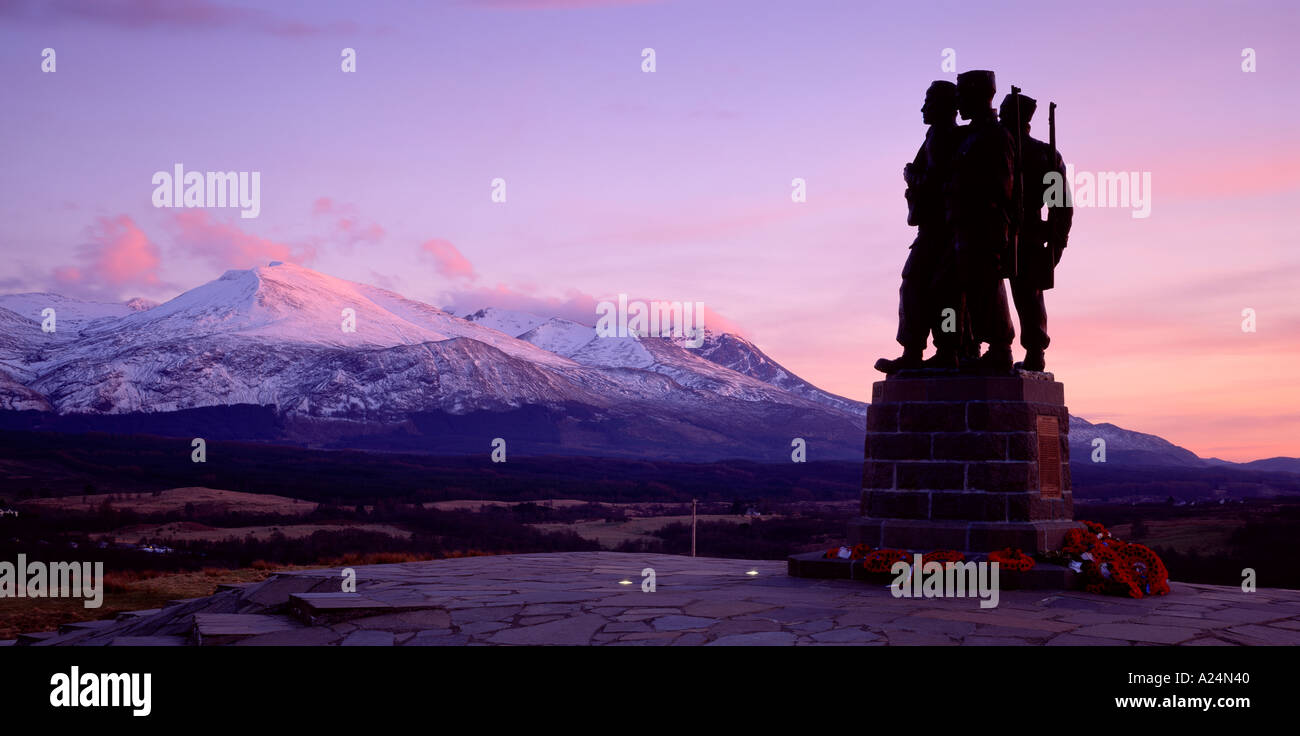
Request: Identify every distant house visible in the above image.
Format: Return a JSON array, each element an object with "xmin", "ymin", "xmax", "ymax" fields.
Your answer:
[{"xmin": 0, "ymin": 508, "xmax": 18, "ymax": 518}]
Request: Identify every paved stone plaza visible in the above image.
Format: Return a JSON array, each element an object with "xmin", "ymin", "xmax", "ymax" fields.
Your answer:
[{"xmin": 6, "ymin": 552, "xmax": 1300, "ymax": 646}]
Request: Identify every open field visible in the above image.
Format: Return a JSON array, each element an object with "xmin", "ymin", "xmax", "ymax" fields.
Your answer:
[
  {"xmin": 18, "ymin": 486, "xmax": 318, "ymax": 516},
  {"xmin": 531, "ymin": 514, "xmax": 772, "ymax": 547},
  {"xmin": 100, "ymin": 520, "xmax": 413, "ymax": 544},
  {"xmin": 1110, "ymin": 517, "xmax": 1245, "ymax": 555}
]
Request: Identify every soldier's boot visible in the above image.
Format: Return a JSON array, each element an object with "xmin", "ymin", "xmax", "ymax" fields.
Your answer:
[
  {"xmin": 1014, "ymin": 350, "xmax": 1046, "ymax": 372},
  {"xmin": 874, "ymin": 347, "xmax": 923, "ymax": 374},
  {"xmin": 921, "ymin": 348, "xmax": 959, "ymax": 370},
  {"xmin": 976, "ymin": 345, "xmax": 1014, "ymax": 375}
]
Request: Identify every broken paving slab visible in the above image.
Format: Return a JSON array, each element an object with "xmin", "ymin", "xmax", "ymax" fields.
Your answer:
[
  {"xmin": 108, "ymin": 636, "xmax": 188, "ymax": 646},
  {"xmin": 288, "ymin": 592, "xmax": 443, "ymax": 625},
  {"xmin": 193, "ymin": 613, "xmax": 301, "ymax": 646}
]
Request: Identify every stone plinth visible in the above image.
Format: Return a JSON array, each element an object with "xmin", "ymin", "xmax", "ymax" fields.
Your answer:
[{"xmin": 847, "ymin": 373, "xmax": 1081, "ymax": 554}]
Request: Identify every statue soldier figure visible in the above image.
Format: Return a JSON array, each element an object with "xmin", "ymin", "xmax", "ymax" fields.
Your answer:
[
  {"xmin": 947, "ymin": 69, "xmax": 1016, "ymax": 374},
  {"xmin": 999, "ymin": 93, "xmax": 1073, "ymax": 372},
  {"xmin": 876, "ymin": 81, "xmax": 964, "ymax": 374}
]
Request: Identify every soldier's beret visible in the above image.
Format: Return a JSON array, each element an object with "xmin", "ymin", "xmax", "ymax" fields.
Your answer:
[
  {"xmin": 956, "ymin": 70, "xmax": 997, "ymax": 97},
  {"xmin": 999, "ymin": 93, "xmax": 1038, "ymax": 123}
]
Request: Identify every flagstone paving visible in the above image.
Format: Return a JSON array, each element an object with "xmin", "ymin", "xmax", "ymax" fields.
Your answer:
[{"xmin": 7, "ymin": 552, "xmax": 1300, "ymax": 646}]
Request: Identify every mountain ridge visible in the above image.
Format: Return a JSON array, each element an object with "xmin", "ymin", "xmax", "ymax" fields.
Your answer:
[{"xmin": 0, "ymin": 263, "xmax": 1293, "ymax": 469}]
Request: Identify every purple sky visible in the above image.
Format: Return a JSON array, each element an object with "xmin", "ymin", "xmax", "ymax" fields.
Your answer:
[{"xmin": 1, "ymin": 0, "xmax": 1297, "ymax": 460}]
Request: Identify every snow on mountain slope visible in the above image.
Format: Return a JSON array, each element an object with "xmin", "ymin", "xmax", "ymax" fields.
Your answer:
[
  {"xmin": 1, "ymin": 263, "xmax": 848, "ymax": 419},
  {"xmin": 692, "ymin": 331, "xmax": 867, "ymax": 415},
  {"xmin": 83, "ymin": 262, "xmax": 452, "ymax": 349},
  {"xmin": 31, "ymin": 334, "xmax": 618, "ymax": 418},
  {"xmin": 356, "ymin": 286, "xmax": 574, "ymax": 367},
  {"xmin": 517, "ymin": 318, "xmax": 598, "ymax": 357},
  {"xmin": 569, "ymin": 334, "xmax": 655, "ymax": 369},
  {"xmin": 463, "ymin": 307, "xmax": 548, "ymax": 337},
  {"xmin": 473, "ymin": 310, "xmax": 850, "ymax": 406},
  {"xmin": 125, "ymin": 297, "xmax": 159, "ymax": 311},
  {"xmin": 0, "ymin": 293, "xmax": 134, "ymax": 332},
  {"xmin": 0, "ymin": 367, "xmax": 51, "ymax": 411}
]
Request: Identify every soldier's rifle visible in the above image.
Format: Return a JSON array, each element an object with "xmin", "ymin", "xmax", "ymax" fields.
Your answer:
[{"xmin": 1009, "ymin": 85, "xmax": 1023, "ymax": 279}]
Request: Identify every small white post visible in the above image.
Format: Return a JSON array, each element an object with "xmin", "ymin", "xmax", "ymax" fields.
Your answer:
[{"xmin": 691, "ymin": 499, "xmax": 697, "ymax": 557}]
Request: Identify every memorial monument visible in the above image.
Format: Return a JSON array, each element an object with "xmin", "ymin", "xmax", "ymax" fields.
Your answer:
[{"xmin": 793, "ymin": 70, "xmax": 1081, "ymax": 578}]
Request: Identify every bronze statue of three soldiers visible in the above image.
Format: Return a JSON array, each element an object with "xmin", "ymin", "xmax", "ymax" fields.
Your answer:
[{"xmin": 877, "ymin": 70, "xmax": 1073, "ymax": 376}]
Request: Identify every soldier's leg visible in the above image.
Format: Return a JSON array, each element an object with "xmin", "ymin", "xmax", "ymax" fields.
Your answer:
[
  {"xmin": 924, "ymin": 248, "xmax": 962, "ymax": 367},
  {"xmin": 878, "ymin": 246, "xmax": 931, "ymax": 373},
  {"xmin": 964, "ymin": 275, "xmax": 1014, "ymax": 373},
  {"xmin": 1010, "ymin": 278, "xmax": 1048, "ymax": 370},
  {"xmin": 896, "ymin": 274, "xmax": 929, "ymax": 352},
  {"xmin": 1010, "ymin": 278, "xmax": 1049, "ymax": 352},
  {"xmin": 956, "ymin": 238, "xmax": 1014, "ymax": 362}
]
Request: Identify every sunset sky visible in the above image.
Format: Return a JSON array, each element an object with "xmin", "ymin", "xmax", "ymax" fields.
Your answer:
[{"xmin": 1, "ymin": 0, "xmax": 1296, "ymax": 461}]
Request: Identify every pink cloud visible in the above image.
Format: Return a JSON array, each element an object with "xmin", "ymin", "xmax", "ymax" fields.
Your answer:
[
  {"xmin": 311, "ymin": 198, "xmax": 385, "ymax": 249},
  {"xmin": 52, "ymin": 215, "xmax": 166, "ymax": 298},
  {"xmin": 1, "ymin": 0, "xmax": 361, "ymax": 37},
  {"xmin": 170, "ymin": 211, "xmax": 316, "ymax": 270},
  {"xmin": 420, "ymin": 239, "xmax": 478, "ymax": 281}
]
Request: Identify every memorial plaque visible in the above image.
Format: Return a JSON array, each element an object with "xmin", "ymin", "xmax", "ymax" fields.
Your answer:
[{"xmin": 1036, "ymin": 414, "xmax": 1062, "ymax": 499}]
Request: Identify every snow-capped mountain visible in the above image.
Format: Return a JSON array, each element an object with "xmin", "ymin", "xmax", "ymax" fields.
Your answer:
[
  {"xmin": 1067, "ymin": 416, "xmax": 1204, "ymax": 467},
  {"xmin": 1, "ymin": 263, "xmax": 1291, "ymax": 468},
  {"xmin": 0, "ymin": 263, "xmax": 865, "ymax": 460},
  {"xmin": 464, "ymin": 307, "xmax": 868, "ymax": 412}
]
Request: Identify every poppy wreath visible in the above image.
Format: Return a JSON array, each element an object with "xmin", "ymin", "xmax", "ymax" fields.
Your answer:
[
  {"xmin": 1081, "ymin": 520, "xmax": 1111, "ymax": 537},
  {"xmin": 1061, "ymin": 528, "xmax": 1099, "ymax": 557},
  {"xmin": 987, "ymin": 547, "xmax": 1035, "ymax": 572},
  {"xmin": 1065, "ymin": 521, "xmax": 1170, "ymax": 599},
  {"xmin": 922, "ymin": 549, "xmax": 966, "ymax": 565},
  {"xmin": 861, "ymin": 548, "xmax": 909, "ymax": 573},
  {"xmin": 1113, "ymin": 542, "xmax": 1171, "ymax": 598}
]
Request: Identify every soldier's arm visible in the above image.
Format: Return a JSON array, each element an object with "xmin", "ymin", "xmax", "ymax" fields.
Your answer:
[
  {"xmin": 987, "ymin": 133, "xmax": 1015, "ymax": 225},
  {"xmin": 1048, "ymin": 150, "xmax": 1073, "ymax": 256},
  {"xmin": 905, "ymin": 141, "xmax": 926, "ymax": 187}
]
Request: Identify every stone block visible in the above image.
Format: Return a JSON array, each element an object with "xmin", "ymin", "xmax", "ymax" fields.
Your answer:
[
  {"xmin": 899, "ymin": 402, "xmax": 965, "ymax": 432},
  {"xmin": 864, "ymin": 490, "xmax": 928, "ymax": 519},
  {"xmin": 866, "ymin": 403, "xmax": 898, "ymax": 432},
  {"xmin": 930, "ymin": 491, "xmax": 1007, "ymax": 522},
  {"xmin": 861, "ymin": 461, "xmax": 895, "ymax": 490},
  {"xmin": 896, "ymin": 461, "xmax": 965, "ymax": 490},
  {"xmin": 865, "ymin": 432, "xmax": 931, "ymax": 460},
  {"xmin": 933, "ymin": 432, "xmax": 1005, "ymax": 461},
  {"xmin": 966, "ymin": 461, "xmax": 1036, "ymax": 493},
  {"xmin": 879, "ymin": 519, "xmax": 970, "ymax": 550},
  {"xmin": 1006, "ymin": 432, "xmax": 1036, "ymax": 461}
]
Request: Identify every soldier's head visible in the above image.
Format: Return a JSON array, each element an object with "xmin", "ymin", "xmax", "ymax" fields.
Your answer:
[
  {"xmin": 999, "ymin": 93, "xmax": 1037, "ymax": 134},
  {"xmin": 956, "ymin": 70, "xmax": 997, "ymax": 121},
  {"xmin": 921, "ymin": 81, "xmax": 957, "ymax": 125}
]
